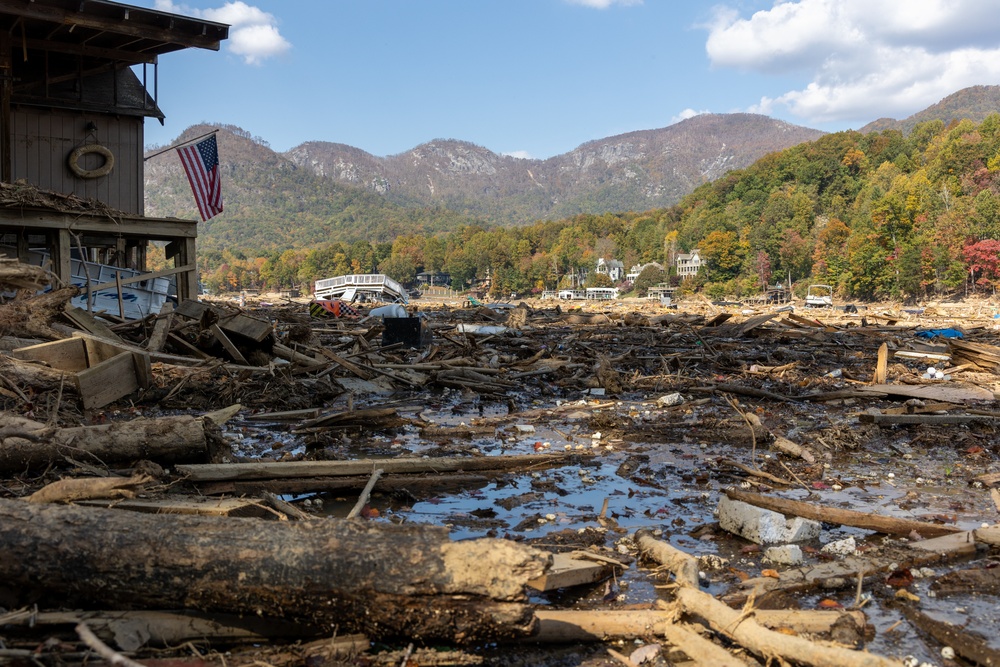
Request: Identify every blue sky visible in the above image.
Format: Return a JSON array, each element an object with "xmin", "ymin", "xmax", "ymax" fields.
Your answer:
[{"xmin": 137, "ymin": 0, "xmax": 1000, "ymax": 159}]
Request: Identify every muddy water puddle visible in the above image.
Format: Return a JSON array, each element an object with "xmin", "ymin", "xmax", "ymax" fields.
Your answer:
[{"xmin": 222, "ymin": 389, "xmax": 1000, "ymax": 663}]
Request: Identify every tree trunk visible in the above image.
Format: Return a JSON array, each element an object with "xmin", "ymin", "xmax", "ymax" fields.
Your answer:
[
  {"xmin": 0, "ymin": 499, "xmax": 547, "ymax": 643},
  {"xmin": 0, "ymin": 412, "xmax": 211, "ymax": 472}
]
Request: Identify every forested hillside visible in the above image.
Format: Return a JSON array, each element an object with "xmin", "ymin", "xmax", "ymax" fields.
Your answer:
[
  {"xmin": 203, "ymin": 115, "xmax": 1000, "ymax": 302},
  {"xmin": 285, "ymin": 114, "xmax": 824, "ymax": 224},
  {"xmin": 144, "ymin": 115, "xmax": 824, "ymax": 260},
  {"xmin": 143, "ymin": 125, "xmax": 483, "ymax": 258},
  {"xmin": 860, "ymin": 85, "xmax": 1000, "ymax": 135}
]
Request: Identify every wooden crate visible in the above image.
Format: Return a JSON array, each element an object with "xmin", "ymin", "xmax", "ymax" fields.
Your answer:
[{"xmin": 13, "ymin": 335, "xmax": 151, "ymax": 410}]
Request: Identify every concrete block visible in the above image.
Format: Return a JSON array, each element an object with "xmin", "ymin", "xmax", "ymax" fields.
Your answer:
[
  {"xmin": 718, "ymin": 495, "xmax": 822, "ymax": 544},
  {"xmin": 764, "ymin": 544, "xmax": 804, "ymax": 565},
  {"xmin": 821, "ymin": 536, "xmax": 857, "ymax": 557}
]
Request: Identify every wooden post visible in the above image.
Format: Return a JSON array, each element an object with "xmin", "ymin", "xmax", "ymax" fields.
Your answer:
[
  {"xmin": 0, "ymin": 31, "xmax": 10, "ymax": 184},
  {"xmin": 52, "ymin": 229, "xmax": 72, "ymax": 288},
  {"xmin": 176, "ymin": 237, "xmax": 199, "ymax": 302}
]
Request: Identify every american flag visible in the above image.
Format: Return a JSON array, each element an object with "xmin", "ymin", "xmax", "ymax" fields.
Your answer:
[{"xmin": 177, "ymin": 135, "xmax": 223, "ymax": 221}]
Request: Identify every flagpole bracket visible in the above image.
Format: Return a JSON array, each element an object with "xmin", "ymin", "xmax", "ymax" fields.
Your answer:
[{"xmin": 68, "ymin": 144, "xmax": 115, "ymax": 179}]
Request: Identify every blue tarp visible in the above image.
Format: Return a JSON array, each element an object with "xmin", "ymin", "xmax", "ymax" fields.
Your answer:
[{"xmin": 914, "ymin": 328, "xmax": 964, "ymax": 339}]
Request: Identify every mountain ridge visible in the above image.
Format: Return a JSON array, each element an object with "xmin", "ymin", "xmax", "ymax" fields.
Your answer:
[
  {"xmin": 143, "ymin": 86, "xmax": 1000, "ymax": 257},
  {"xmin": 281, "ymin": 113, "xmax": 825, "ymax": 224}
]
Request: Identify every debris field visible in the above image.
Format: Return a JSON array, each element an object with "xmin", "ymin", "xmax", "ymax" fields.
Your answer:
[{"xmin": 3, "ymin": 259, "xmax": 1000, "ymax": 667}]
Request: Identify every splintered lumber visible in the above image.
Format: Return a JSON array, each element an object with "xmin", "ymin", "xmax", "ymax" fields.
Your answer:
[
  {"xmin": 873, "ymin": 342, "xmax": 888, "ymax": 384},
  {"xmin": 724, "ymin": 488, "xmax": 963, "ymax": 538},
  {"xmin": 0, "ymin": 412, "xmax": 214, "ymax": 473},
  {"xmin": 175, "ymin": 453, "xmax": 569, "ymax": 482},
  {"xmin": 0, "ymin": 499, "xmax": 548, "ymax": 643},
  {"xmin": 948, "ymin": 338, "xmax": 1000, "ymax": 371}
]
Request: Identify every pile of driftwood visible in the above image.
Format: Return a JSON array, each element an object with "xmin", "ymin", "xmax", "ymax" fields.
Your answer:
[{"xmin": 4, "ymin": 260, "xmax": 1000, "ymax": 665}]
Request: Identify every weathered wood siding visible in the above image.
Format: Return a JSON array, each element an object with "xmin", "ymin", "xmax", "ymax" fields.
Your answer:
[{"xmin": 10, "ymin": 108, "xmax": 143, "ymax": 215}]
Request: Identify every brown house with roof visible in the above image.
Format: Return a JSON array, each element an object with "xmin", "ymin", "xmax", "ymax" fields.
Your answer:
[{"xmin": 0, "ymin": 0, "xmax": 227, "ymax": 314}]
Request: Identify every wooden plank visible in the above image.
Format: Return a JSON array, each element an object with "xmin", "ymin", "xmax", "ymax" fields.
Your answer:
[
  {"xmin": 75, "ymin": 352, "xmax": 139, "ymax": 410},
  {"xmin": 64, "ymin": 305, "xmax": 125, "ymax": 343},
  {"xmin": 218, "ymin": 312, "xmax": 273, "ymax": 343},
  {"xmin": 146, "ymin": 300, "xmax": 174, "ymax": 352},
  {"xmin": 738, "ymin": 312, "xmax": 778, "ymax": 336},
  {"xmin": 211, "ymin": 324, "xmax": 249, "ymax": 365},
  {"xmin": 174, "ymin": 299, "xmax": 273, "ymax": 343},
  {"xmin": 176, "ymin": 453, "xmax": 570, "ymax": 482},
  {"xmin": 70, "ymin": 332, "xmax": 151, "ymax": 389},
  {"xmin": 167, "ymin": 332, "xmax": 213, "ymax": 359},
  {"xmin": 859, "ymin": 383, "xmax": 995, "ymax": 403},
  {"xmin": 174, "ymin": 299, "xmax": 210, "ymax": 319},
  {"xmin": 11, "ymin": 337, "xmax": 88, "ymax": 371},
  {"xmin": 858, "ymin": 413, "xmax": 998, "ymax": 426},
  {"xmin": 83, "ymin": 336, "xmax": 125, "ymax": 366},
  {"xmin": 527, "ymin": 553, "xmax": 615, "ymax": 591},
  {"xmin": 873, "ymin": 342, "xmax": 887, "ymax": 385}
]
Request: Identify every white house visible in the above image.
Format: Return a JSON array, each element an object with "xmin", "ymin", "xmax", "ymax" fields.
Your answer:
[
  {"xmin": 676, "ymin": 249, "xmax": 702, "ymax": 279},
  {"xmin": 596, "ymin": 258, "xmax": 625, "ymax": 282},
  {"xmin": 626, "ymin": 261, "xmax": 665, "ymax": 282}
]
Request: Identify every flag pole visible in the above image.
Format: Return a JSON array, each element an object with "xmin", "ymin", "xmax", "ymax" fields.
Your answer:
[{"xmin": 143, "ymin": 129, "xmax": 219, "ymax": 162}]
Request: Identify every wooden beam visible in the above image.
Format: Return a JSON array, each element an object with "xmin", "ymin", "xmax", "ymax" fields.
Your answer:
[
  {"xmin": 0, "ymin": 210, "xmax": 197, "ymax": 238},
  {"xmin": 0, "ymin": 2, "xmax": 227, "ymax": 52},
  {"xmin": 176, "ymin": 453, "xmax": 571, "ymax": 482},
  {"xmin": 85, "ymin": 263, "xmax": 194, "ymax": 293}
]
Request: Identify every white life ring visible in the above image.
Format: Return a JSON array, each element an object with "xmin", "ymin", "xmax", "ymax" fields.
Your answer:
[{"xmin": 68, "ymin": 144, "xmax": 115, "ymax": 179}]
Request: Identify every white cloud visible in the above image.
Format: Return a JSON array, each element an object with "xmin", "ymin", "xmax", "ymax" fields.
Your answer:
[
  {"xmin": 564, "ymin": 0, "xmax": 642, "ymax": 8},
  {"xmin": 503, "ymin": 150, "xmax": 533, "ymax": 160},
  {"xmin": 705, "ymin": 0, "xmax": 1000, "ymax": 125},
  {"xmin": 153, "ymin": 0, "xmax": 291, "ymax": 65},
  {"xmin": 671, "ymin": 108, "xmax": 708, "ymax": 124}
]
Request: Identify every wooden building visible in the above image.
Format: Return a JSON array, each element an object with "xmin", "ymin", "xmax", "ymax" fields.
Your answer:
[{"xmin": 0, "ymin": 0, "xmax": 228, "ymax": 307}]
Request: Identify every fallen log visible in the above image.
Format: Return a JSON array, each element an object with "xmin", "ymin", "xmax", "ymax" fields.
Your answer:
[
  {"xmin": 636, "ymin": 531, "xmax": 902, "ymax": 667},
  {"xmin": 530, "ymin": 608, "xmax": 867, "ymax": 644},
  {"xmin": 0, "ymin": 410, "xmax": 227, "ymax": 473},
  {"xmin": 724, "ymin": 488, "xmax": 963, "ymax": 538},
  {"xmin": 0, "ymin": 498, "xmax": 548, "ymax": 643},
  {"xmin": 673, "ymin": 586, "xmax": 902, "ymax": 667},
  {"xmin": 26, "ymin": 473, "xmax": 153, "ymax": 504}
]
